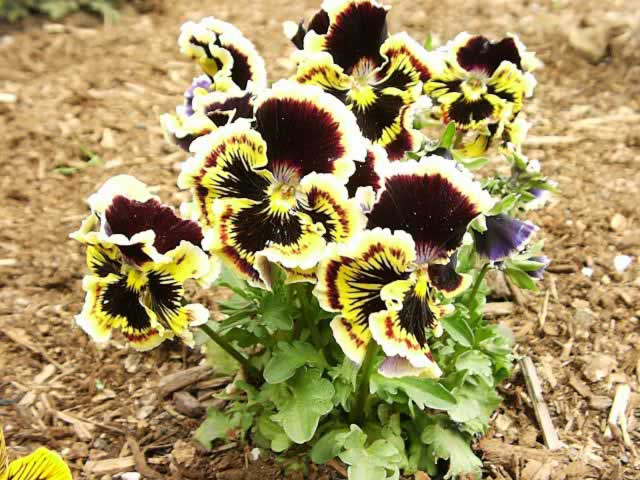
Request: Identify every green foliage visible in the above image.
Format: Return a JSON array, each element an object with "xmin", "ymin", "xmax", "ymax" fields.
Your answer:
[{"xmin": 0, "ymin": 0, "xmax": 121, "ymax": 22}]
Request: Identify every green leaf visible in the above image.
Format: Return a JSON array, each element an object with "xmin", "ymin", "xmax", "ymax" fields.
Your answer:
[
  {"xmin": 447, "ymin": 381, "xmax": 502, "ymax": 434},
  {"xmin": 370, "ymin": 374, "xmax": 457, "ymax": 410},
  {"xmin": 260, "ymin": 293, "xmax": 294, "ymax": 331},
  {"xmin": 421, "ymin": 417, "xmax": 482, "ymax": 479},
  {"xmin": 256, "ymin": 415, "xmax": 291, "ymax": 452},
  {"xmin": 263, "ymin": 341, "xmax": 327, "ymax": 384},
  {"xmin": 455, "ymin": 350, "xmax": 493, "ymax": 380},
  {"xmin": 310, "ymin": 427, "xmax": 349, "ymax": 464},
  {"xmin": 489, "ymin": 193, "xmax": 518, "ymax": 215},
  {"xmin": 441, "ymin": 312, "xmax": 474, "ymax": 347},
  {"xmin": 459, "ymin": 156, "xmax": 489, "ymax": 170},
  {"xmin": 195, "ymin": 409, "xmax": 234, "ymax": 449},
  {"xmin": 271, "ymin": 368, "xmax": 334, "ymax": 443},
  {"xmin": 439, "ymin": 122, "xmax": 457, "ymax": 149},
  {"xmin": 338, "ymin": 426, "xmax": 402, "ymax": 480},
  {"xmin": 505, "ymin": 267, "xmax": 538, "ymax": 291}
]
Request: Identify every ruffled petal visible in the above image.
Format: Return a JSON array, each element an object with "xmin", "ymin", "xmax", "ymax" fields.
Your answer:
[
  {"xmin": 208, "ymin": 200, "xmax": 316, "ymax": 287},
  {"xmin": 292, "ymin": 51, "xmax": 351, "ymax": 102},
  {"xmin": 453, "ymin": 33, "xmax": 522, "ymax": 76},
  {"xmin": 367, "ymin": 156, "xmax": 493, "ymax": 263},
  {"xmin": 179, "ymin": 17, "xmax": 267, "ymax": 90},
  {"xmin": 308, "ymin": 0, "xmax": 389, "ymax": 74},
  {"xmin": 160, "ymin": 111, "xmax": 217, "ymax": 152},
  {"xmin": 330, "ymin": 315, "xmax": 372, "ymax": 363},
  {"xmin": 254, "ymin": 81, "xmax": 365, "ymax": 183},
  {"xmin": 179, "ymin": 122, "xmax": 272, "ymax": 227},
  {"xmin": 473, "ymin": 213, "xmax": 537, "ymax": 261},
  {"xmin": 300, "ymin": 172, "xmax": 365, "ymax": 245},
  {"xmin": 283, "ymin": 9, "xmax": 330, "ymax": 49},
  {"xmin": 346, "ymin": 143, "xmax": 388, "ymax": 210},
  {"xmin": 5, "ymin": 447, "xmax": 72, "ymax": 480},
  {"xmin": 378, "ymin": 354, "xmax": 442, "ymax": 378},
  {"xmin": 314, "ymin": 228, "xmax": 414, "ymax": 359},
  {"xmin": 375, "ymin": 32, "xmax": 433, "ymax": 90},
  {"xmin": 427, "ymin": 253, "xmax": 472, "ymax": 298},
  {"xmin": 350, "ymin": 89, "xmax": 421, "ymax": 160},
  {"xmin": 76, "ymin": 272, "xmax": 166, "ymax": 351},
  {"xmin": 104, "ymin": 195, "xmax": 204, "ymax": 266},
  {"xmin": 194, "ymin": 89, "xmax": 255, "ymax": 126}
]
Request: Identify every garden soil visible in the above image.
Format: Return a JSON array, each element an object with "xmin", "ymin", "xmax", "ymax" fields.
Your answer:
[{"xmin": 0, "ymin": 0, "xmax": 639, "ymax": 478}]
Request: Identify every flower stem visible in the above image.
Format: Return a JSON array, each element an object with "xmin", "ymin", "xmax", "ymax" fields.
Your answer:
[
  {"xmin": 199, "ymin": 323, "xmax": 260, "ymax": 379},
  {"xmin": 350, "ymin": 341, "xmax": 379, "ymax": 425},
  {"xmin": 296, "ymin": 284, "xmax": 322, "ymax": 347},
  {"xmin": 467, "ymin": 263, "xmax": 490, "ymax": 307}
]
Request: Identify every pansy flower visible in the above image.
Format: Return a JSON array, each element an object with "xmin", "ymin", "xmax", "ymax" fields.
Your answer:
[
  {"xmin": 71, "ymin": 176, "xmax": 219, "ymax": 351},
  {"xmin": 472, "ymin": 213, "xmax": 537, "ymax": 262},
  {"xmin": 315, "ymin": 157, "xmax": 493, "ymax": 377},
  {"xmin": 162, "ymin": 17, "xmax": 267, "ymax": 151},
  {"xmin": 179, "ymin": 81, "xmax": 367, "ymax": 288},
  {"xmin": 288, "ymin": 0, "xmax": 434, "ymax": 159},
  {"xmin": 178, "ymin": 17, "xmax": 267, "ymax": 91},
  {"xmin": 1, "ymin": 427, "xmax": 71, "ymax": 480},
  {"xmin": 424, "ymin": 33, "xmax": 538, "ymax": 131}
]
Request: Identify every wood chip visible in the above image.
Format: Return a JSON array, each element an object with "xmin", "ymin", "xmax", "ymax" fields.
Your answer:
[
  {"xmin": 34, "ymin": 364, "xmax": 57, "ymax": 384},
  {"xmin": 157, "ymin": 365, "xmax": 212, "ymax": 397},
  {"xmin": 520, "ymin": 357, "xmax": 562, "ymax": 450},
  {"xmin": 568, "ymin": 374, "xmax": 593, "ymax": 398},
  {"xmin": 84, "ymin": 456, "xmax": 136, "ymax": 476},
  {"xmin": 56, "ymin": 411, "xmax": 94, "ymax": 442},
  {"xmin": 483, "ymin": 302, "xmax": 515, "ymax": 318},
  {"xmin": 127, "ymin": 436, "xmax": 162, "ymax": 479}
]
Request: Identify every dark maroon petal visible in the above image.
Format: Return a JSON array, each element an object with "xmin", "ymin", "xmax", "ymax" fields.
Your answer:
[
  {"xmin": 255, "ymin": 95, "xmax": 347, "ymax": 180},
  {"xmin": 447, "ymin": 96, "xmax": 496, "ymax": 127},
  {"xmin": 324, "ymin": 0, "xmax": 388, "ymax": 74},
  {"xmin": 472, "ymin": 213, "xmax": 536, "ymax": 261},
  {"xmin": 346, "ymin": 147, "xmax": 384, "ymax": 197},
  {"xmin": 457, "ymin": 36, "xmax": 522, "ymax": 75},
  {"xmin": 202, "ymin": 91, "xmax": 254, "ymax": 126},
  {"xmin": 427, "ymin": 253, "xmax": 465, "ymax": 294},
  {"xmin": 367, "ymin": 172, "xmax": 484, "ymax": 262},
  {"xmin": 105, "ymin": 196, "xmax": 203, "ymax": 263},
  {"xmin": 308, "ymin": 9, "xmax": 330, "ymax": 35}
]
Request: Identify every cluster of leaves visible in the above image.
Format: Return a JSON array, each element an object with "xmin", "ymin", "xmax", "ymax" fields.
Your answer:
[
  {"xmin": 0, "ymin": 0, "xmax": 121, "ymax": 22},
  {"xmin": 196, "ymin": 260, "xmax": 515, "ymax": 479}
]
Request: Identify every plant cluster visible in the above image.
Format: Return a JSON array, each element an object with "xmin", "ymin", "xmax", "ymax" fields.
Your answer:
[
  {"xmin": 0, "ymin": 0, "xmax": 121, "ymax": 22},
  {"xmin": 70, "ymin": 0, "xmax": 555, "ymax": 478}
]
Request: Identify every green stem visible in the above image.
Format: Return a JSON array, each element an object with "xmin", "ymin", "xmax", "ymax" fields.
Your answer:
[
  {"xmin": 350, "ymin": 341, "xmax": 379, "ymax": 425},
  {"xmin": 296, "ymin": 284, "xmax": 322, "ymax": 347},
  {"xmin": 467, "ymin": 263, "xmax": 490, "ymax": 307},
  {"xmin": 199, "ymin": 324, "xmax": 260, "ymax": 379}
]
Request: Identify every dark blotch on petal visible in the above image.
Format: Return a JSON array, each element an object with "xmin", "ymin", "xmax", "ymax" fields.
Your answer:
[
  {"xmin": 255, "ymin": 97, "xmax": 346, "ymax": 179},
  {"xmin": 203, "ymin": 92, "xmax": 254, "ymax": 127},
  {"xmin": 353, "ymin": 92, "xmax": 404, "ymax": 145},
  {"xmin": 397, "ymin": 289, "xmax": 435, "ymax": 346},
  {"xmin": 325, "ymin": 1, "xmax": 388, "ymax": 74},
  {"xmin": 428, "ymin": 253, "xmax": 464, "ymax": 293},
  {"xmin": 346, "ymin": 148, "xmax": 383, "ymax": 197},
  {"xmin": 473, "ymin": 213, "xmax": 536, "ymax": 261},
  {"xmin": 147, "ymin": 271, "xmax": 183, "ymax": 325},
  {"xmin": 103, "ymin": 277, "xmax": 152, "ymax": 331},
  {"xmin": 367, "ymin": 173, "xmax": 482, "ymax": 262},
  {"xmin": 224, "ymin": 44, "xmax": 253, "ymax": 90},
  {"xmin": 106, "ymin": 197, "xmax": 203, "ymax": 263},
  {"xmin": 447, "ymin": 96, "xmax": 495, "ymax": 126},
  {"xmin": 457, "ymin": 36, "xmax": 522, "ymax": 75}
]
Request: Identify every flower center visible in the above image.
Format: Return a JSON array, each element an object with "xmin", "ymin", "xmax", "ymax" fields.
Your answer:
[
  {"xmin": 461, "ymin": 73, "xmax": 488, "ymax": 100},
  {"xmin": 267, "ymin": 181, "xmax": 300, "ymax": 216}
]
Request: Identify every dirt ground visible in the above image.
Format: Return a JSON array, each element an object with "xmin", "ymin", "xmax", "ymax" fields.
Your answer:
[{"xmin": 1, "ymin": 0, "xmax": 639, "ymax": 478}]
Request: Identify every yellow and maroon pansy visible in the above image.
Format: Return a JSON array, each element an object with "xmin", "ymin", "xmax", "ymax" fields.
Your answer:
[
  {"xmin": 1, "ymin": 426, "xmax": 71, "ymax": 480},
  {"xmin": 424, "ymin": 32, "xmax": 535, "ymax": 130},
  {"xmin": 178, "ymin": 17, "xmax": 267, "ymax": 91},
  {"xmin": 367, "ymin": 156, "xmax": 493, "ymax": 263},
  {"xmin": 71, "ymin": 176, "xmax": 219, "ymax": 351},
  {"xmin": 183, "ymin": 84, "xmax": 367, "ymax": 288},
  {"xmin": 345, "ymin": 142, "xmax": 388, "ymax": 211},
  {"xmin": 290, "ymin": 0, "xmax": 435, "ymax": 159}
]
